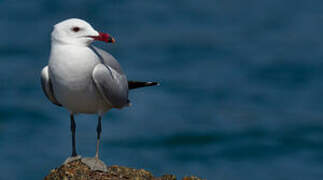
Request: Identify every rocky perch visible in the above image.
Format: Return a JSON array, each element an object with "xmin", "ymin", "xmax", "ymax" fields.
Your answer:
[{"xmin": 44, "ymin": 159, "xmax": 203, "ymax": 180}]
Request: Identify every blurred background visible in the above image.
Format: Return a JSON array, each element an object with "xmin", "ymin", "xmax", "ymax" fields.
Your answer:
[{"xmin": 1, "ymin": 0, "xmax": 323, "ymax": 179}]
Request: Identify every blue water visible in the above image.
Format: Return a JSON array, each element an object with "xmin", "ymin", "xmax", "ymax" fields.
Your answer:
[{"xmin": 1, "ymin": 0, "xmax": 323, "ymax": 179}]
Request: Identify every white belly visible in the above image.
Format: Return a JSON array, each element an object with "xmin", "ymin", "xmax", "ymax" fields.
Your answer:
[{"xmin": 48, "ymin": 45, "xmax": 111, "ymax": 114}]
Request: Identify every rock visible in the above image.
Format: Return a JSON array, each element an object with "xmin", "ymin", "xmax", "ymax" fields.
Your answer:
[{"xmin": 44, "ymin": 159, "xmax": 204, "ymax": 180}]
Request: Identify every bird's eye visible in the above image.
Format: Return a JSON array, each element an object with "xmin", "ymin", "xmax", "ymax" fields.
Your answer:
[{"xmin": 72, "ymin": 27, "xmax": 80, "ymax": 32}]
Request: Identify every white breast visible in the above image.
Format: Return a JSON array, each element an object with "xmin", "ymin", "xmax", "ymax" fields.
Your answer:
[{"xmin": 48, "ymin": 44, "xmax": 111, "ymax": 114}]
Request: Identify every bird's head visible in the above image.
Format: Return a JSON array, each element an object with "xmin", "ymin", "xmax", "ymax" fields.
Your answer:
[{"xmin": 51, "ymin": 18, "xmax": 115, "ymax": 46}]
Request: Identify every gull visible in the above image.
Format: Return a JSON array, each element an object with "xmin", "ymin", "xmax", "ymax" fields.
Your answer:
[{"xmin": 40, "ymin": 18, "xmax": 158, "ymax": 169}]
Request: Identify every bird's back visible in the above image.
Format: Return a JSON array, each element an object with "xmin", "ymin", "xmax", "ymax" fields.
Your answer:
[{"xmin": 89, "ymin": 46, "xmax": 125, "ymax": 75}]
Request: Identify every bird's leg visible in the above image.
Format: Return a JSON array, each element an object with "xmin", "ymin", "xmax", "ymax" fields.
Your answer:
[
  {"xmin": 70, "ymin": 114, "xmax": 77, "ymax": 157},
  {"xmin": 63, "ymin": 114, "xmax": 81, "ymax": 164},
  {"xmin": 80, "ymin": 115, "xmax": 107, "ymax": 171},
  {"xmin": 81, "ymin": 115, "xmax": 106, "ymax": 171},
  {"xmin": 95, "ymin": 115, "xmax": 102, "ymax": 159}
]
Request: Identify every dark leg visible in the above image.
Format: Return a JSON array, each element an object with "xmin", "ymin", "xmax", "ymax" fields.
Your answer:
[
  {"xmin": 70, "ymin": 114, "xmax": 77, "ymax": 157},
  {"xmin": 95, "ymin": 116, "xmax": 102, "ymax": 159}
]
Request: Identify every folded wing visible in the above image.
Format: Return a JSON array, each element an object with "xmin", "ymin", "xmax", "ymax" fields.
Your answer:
[
  {"xmin": 92, "ymin": 64, "xmax": 129, "ymax": 109},
  {"xmin": 90, "ymin": 45, "xmax": 158, "ymax": 108},
  {"xmin": 40, "ymin": 66, "xmax": 62, "ymax": 106}
]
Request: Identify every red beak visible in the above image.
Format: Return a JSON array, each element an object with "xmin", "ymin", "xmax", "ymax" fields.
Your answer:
[{"xmin": 90, "ymin": 32, "xmax": 115, "ymax": 43}]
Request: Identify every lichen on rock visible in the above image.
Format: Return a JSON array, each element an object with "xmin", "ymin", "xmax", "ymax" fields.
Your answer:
[{"xmin": 44, "ymin": 159, "xmax": 203, "ymax": 180}]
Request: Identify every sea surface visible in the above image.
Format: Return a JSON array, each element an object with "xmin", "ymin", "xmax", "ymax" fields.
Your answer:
[{"xmin": 1, "ymin": 0, "xmax": 323, "ymax": 179}]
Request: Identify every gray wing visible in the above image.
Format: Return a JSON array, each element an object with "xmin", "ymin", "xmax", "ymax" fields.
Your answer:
[
  {"xmin": 92, "ymin": 64, "xmax": 129, "ymax": 109},
  {"xmin": 40, "ymin": 66, "xmax": 62, "ymax": 106}
]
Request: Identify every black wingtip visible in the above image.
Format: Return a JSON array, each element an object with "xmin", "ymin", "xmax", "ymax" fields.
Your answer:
[
  {"xmin": 128, "ymin": 81, "xmax": 160, "ymax": 90},
  {"xmin": 147, "ymin": 81, "xmax": 159, "ymax": 86}
]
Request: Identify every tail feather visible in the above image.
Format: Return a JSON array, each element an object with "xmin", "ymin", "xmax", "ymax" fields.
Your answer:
[{"xmin": 128, "ymin": 81, "xmax": 159, "ymax": 90}]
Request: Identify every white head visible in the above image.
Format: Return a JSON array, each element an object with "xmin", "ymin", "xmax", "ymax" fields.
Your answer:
[{"xmin": 51, "ymin": 18, "xmax": 115, "ymax": 46}]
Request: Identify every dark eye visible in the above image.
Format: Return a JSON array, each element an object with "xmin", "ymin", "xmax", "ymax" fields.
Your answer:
[{"xmin": 72, "ymin": 27, "xmax": 80, "ymax": 32}]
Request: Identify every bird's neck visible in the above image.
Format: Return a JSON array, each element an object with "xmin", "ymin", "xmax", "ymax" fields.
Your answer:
[
  {"xmin": 49, "ymin": 43, "xmax": 98, "ymax": 68},
  {"xmin": 51, "ymin": 38, "xmax": 91, "ymax": 47}
]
